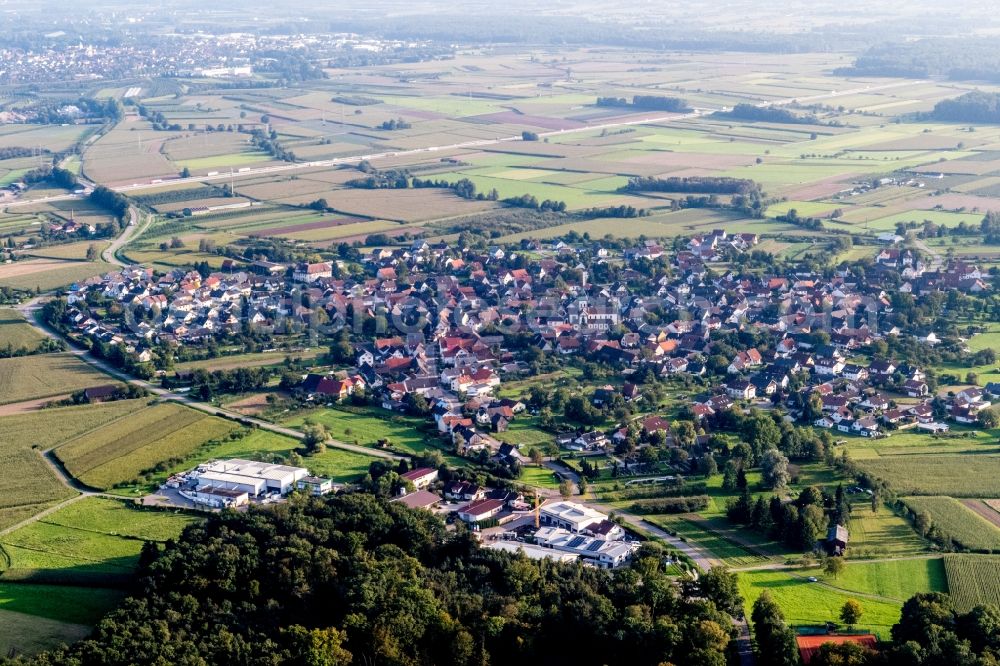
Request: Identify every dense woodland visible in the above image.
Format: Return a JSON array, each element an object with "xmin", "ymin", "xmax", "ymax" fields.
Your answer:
[
  {"xmin": 7, "ymin": 494, "xmax": 742, "ymax": 666},
  {"xmin": 839, "ymin": 38, "xmax": 1000, "ymax": 82},
  {"xmin": 715, "ymin": 104, "xmax": 816, "ymax": 125},
  {"xmin": 929, "ymin": 92, "xmax": 1000, "ymax": 124}
]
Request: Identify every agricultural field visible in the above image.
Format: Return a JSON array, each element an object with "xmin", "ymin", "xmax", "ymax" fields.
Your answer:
[
  {"xmin": 0, "ymin": 399, "xmax": 149, "ymax": 530},
  {"xmin": 737, "ymin": 569, "xmax": 923, "ymax": 639},
  {"xmin": 903, "ymin": 496, "xmax": 1000, "ymax": 551},
  {"xmin": 0, "ymin": 353, "xmax": 111, "ymax": 405},
  {"xmin": 0, "ymin": 308, "xmax": 46, "ymax": 350},
  {"xmin": 943, "ymin": 555, "xmax": 1000, "ymax": 612},
  {"xmin": 857, "ymin": 455, "xmax": 1000, "ymax": 497},
  {"xmin": 0, "ymin": 258, "xmax": 112, "ymax": 293},
  {"xmin": 0, "ymin": 498, "xmax": 195, "ymax": 656},
  {"xmin": 55, "ymin": 402, "xmax": 239, "ymax": 490}
]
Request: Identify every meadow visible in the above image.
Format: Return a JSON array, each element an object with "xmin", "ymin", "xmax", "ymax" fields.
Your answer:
[
  {"xmin": 737, "ymin": 569, "xmax": 922, "ymax": 639},
  {"xmin": 55, "ymin": 403, "xmax": 238, "ymax": 490},
  {"xmin": 284, "ymin": 406, "xmax": 433, "ymax": 456},
  {"xmin": 0, "ymin": 497, "xmax": 195, "ymax": 655},
  {"xmin": 0, "ymin": 583, "xmax": 122, "ymax": 655}
]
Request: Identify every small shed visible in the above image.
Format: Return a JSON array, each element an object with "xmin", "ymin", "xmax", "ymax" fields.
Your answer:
[{"xmin": 826, "ymin": 524, "xmax": 849, "ymax": 556}]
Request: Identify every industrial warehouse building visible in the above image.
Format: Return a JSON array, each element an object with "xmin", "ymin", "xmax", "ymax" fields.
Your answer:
[{"xmin": 193, "ymin": 459, "xmax": 314, "ymax": 498}]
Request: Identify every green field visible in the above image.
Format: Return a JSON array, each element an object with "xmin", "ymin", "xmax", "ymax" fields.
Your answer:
[
  {"xmin": 647, "ymin": 516, "xmax": 771, "ymax": 567},
  {"xmin": 903, "ymin": 496, "xmax": 1000, "ymax": 551},
  {"xmin": 737, "ymin": 569, "xmax": 917, "ymax": 639},
  {"xmin": 0, "ymin": 583, "xmax": 122, "ymax": 655},
  {"xmin": 284, "ymin": 406, "xmax": 433, "ymax": 455},
  {"xmin": 0, "ymin": 309, "xmax": 46, "ymax": 350},
  {"xmin": 846, "ymin": 504, "xmax": 929, "ymax": 558},
  {"xmin": 819, "ymin": 557, "xmax": 947, "ymax": 602},
  {"xmin": 0, "ymin": 353, "xmax": 112, "ymax": 405},
  {"xmin": 943, "ymin": 554, "xmax": 1000, "ymax": 612},
  {"xmin": 0, "ymin": 260, "xmax": 112, "ymax": 292},
  {"xmin": 520, "ymin": 465, "xmax": 562, "ymax": 490},
  {"xmin": 56, "ymin": 403, "xmax": 239, "ymax": 490},
  {"xmin": 1, "ymin": 497, "xmax": 196, "ymax": 582}
]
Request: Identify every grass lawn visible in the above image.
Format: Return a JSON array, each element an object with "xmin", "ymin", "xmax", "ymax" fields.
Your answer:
[
  {"xmin": 820, "ymin": 557, "xmax": 947, "ymax": 602},
  {"xmin": 737, "ymin": 570, "xmax": 908, "ymax": 639},
  {"xmin": 306, "ymin": 447, "xmax": 382, "ymax": 484},
  {"xmin": 285, "ymin": 406, "xmax": 432, "ymax": 455},
  {"xmin": 494, "ymin": 419, "xmax": 553, "ymax": 449},
  {"xmin": 520, "ymin": 465, "xmax": 561, "ymax": 490}
]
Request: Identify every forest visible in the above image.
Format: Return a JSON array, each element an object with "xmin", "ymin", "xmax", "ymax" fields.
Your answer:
[{"xmin": 6, "ymin": 494, "xmax": 742, "ymax": 666}]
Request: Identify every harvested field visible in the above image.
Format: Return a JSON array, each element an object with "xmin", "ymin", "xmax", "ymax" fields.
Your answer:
[
  {"xmin": 961, "ymin": 499, "xmax": 1000, "ymax": 530},
  {"xmin": 0, "ymin": 308, "xmax": 45, "ymax": 350},
  {"xmin": 283, "ymin": 188, "xmax": 499, "ymax": 222},
  {"xmin": 0, "ymin": 354, "xmax": 111, "ymax": 406}
]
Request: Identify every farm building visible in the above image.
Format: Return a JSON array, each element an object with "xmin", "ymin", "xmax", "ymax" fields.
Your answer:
[{"xmin": 826, "ymin": 524, "xmax": 849, "ymax": 556}]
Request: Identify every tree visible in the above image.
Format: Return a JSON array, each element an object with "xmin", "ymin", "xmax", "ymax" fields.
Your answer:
[
  {"xmin": 699, "ymin": 567, "xmax": 742, "ymax": 615},
  {"xmin": 914, "ymin": 510, "xmax": 932, "ymax": 537},
  {"xmin": 760, "ymin": 449, "xmax": 790, "ymax": 489},
  {"xmin": 810, "ymin": 641, "xmax": 875, "ymax": 666},
  {"xmin": 825, "ymin": 555, "xmax": 845, "ymax": 579},
  {"xmin": 529, "ymin": 448, "xmax": 544, "ymax": 465},
  {"xmin": 86, "ymin": 244, "xmax": 98, "ymax": 261},
  {"xmin": 558, "ymin": 479, "xmax": 575, "ymax": 499},
  {"xmin": 180, "ymin": 166, "xmax": 191, "ymax": 178},
  {"xmin": 978, "ymin": 407, "xmax": 999, "ymax": 428},
  {"xmin": 840, "ymin": 599, "xmax": 863, "ymax": 627},
  {"xmin": 302, "ymin": 423, "xmax": 327, "ymax": 454},
  {"xmin": 751, "ymin": 591, "xmax": 800, "ymax": 666},
  {"xmin": 698, "ymin": 452, "xmax": 718, "ymax": 478}
]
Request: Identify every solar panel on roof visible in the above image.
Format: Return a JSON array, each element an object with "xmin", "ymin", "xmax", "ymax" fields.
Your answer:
[
  {"xmin": 586, "ymin": 541, "xmax": 604, "ymax": 552},
  {"xmin": 567, "ymin": 536, "xmax": 586, "ymax": 548}
]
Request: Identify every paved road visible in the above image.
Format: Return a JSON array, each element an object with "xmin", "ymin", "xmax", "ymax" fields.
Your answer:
[
  {"xmin": 913, "ymin": 237, "xmax": 944, "ymax": 272},
  {"xmin": 101, "ymin": 205, "xmax": 141, "ymax": 266}
]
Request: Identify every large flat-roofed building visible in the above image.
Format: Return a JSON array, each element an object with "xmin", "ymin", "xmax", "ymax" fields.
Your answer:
[
  {"xmin": 191, "ymin": 486, "xmax": 249, "ymax": 509},
  {"xmin": 195, "ymin": 459, "xmax": 309, "ymax": 497},
  {"xmin": 540, "ymin": 501, "xmax": 608, "ymax": 533},
  {"xmin": 533, "ymin": 526, "xmax": 637, "ymax": 568}
]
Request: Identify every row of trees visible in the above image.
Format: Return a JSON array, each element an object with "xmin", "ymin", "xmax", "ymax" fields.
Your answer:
[{"xmin": 596, "ymin": 95, "xmax": 690, "ymax": 112}]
